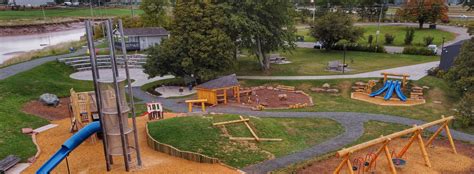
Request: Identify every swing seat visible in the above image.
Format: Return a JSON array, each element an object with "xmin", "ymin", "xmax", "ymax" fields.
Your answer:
[{"xmin": 392, "ymin": 158, "xmax": 406, "ymax": 168}]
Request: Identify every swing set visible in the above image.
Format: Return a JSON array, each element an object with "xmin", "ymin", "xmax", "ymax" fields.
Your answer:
[{"xmin": 334, "ymin": 116, "xmax": 456, "ymax": 174}]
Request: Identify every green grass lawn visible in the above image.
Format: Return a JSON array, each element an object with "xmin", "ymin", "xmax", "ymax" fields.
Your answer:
[
  {"xmin": 240, "ymin": 76, "xmax": 472, "ymax": 135},
  {"xmin": 236, "ymin": 48, "xmax": 439, "ymax": 76},
  {"xmin": 359, "ymin": 25, "xmax": 456, "ymax": 47},
  {"xmin": 0, "ymin": 62, "xmax": 94, "ymax": 161},
  {"xmin": 295, "ymin": 25, "xmax": 456, "ymax": 47},
  {"xmin": 0, "ymin": 8, "xmax": 143, "ymax": 21},
  {"xmin": 147, "ymin": 114, "xmax": 343, "ymax": 168}
]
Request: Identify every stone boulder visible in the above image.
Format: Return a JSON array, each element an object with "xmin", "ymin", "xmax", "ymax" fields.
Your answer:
[
  {"xmin": 39, "ymin": 93, "xmax": 59, "ymax": 106},
  {"xmin": 322, "ymin": 83, "xmax": 331, "ymax": 89}
]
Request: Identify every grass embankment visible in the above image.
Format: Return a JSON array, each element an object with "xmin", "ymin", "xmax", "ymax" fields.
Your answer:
[
  {"xmin": 296, "ymin": 25, "xmax": 456, "ymax": 47},
  {"xmin": 240, "ymin": 76, "xmax": 469, "ymax": 133},
  {"xmin": 0, "ymin": 40, "xmax": 86, "ymax": 68},
  {"xmin": 236, "ymin": 48, "xmax": 438, "ymax": 76},
  {"xmin": 275, "ymin": 121, "xmax": 409, "ymax": 173},
  {"xmin": 147, "ymin": 114, "xmax": 343, "ymax": 168},
  {"xmin": 0, "ymin": 62, "xmax": 93, "ymax": 161}
]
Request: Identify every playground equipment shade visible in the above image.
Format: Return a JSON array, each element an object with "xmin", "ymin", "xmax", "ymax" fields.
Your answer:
[
  {"xmin": 369, "ymin": 80, "xmax": 392, "ymax": 97},
  {"xmin": 36, "ymin": 121, "xmax": 102, "ymax": 174}
]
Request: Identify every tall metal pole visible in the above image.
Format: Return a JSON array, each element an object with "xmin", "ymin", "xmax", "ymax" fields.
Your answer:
[
  {"xmin": 118, "ymin": 19, "xmax": 142, "ymax": 167},
  {"xmin": 343, "ymin": 44, "xmax": 346, "ymax": 74},
  {"xmin": 105, "ymin": 19, "xmax": 131, "ymax": 172},
  {"xmin": 311, "ymin": 0, "xmax": 315, "ymax": 22},
  {"xmin": 90, "ymin": 0, "xmax": 94, "ymax": 18},
  {"xmin": 375, "ymin": 0, "xmax": 385, "ymax": 52},
  {"xmin": 130, "ymin": 0, "xmax": 134, "ymax": 17},
  {"xmin": 85, "ymin": 20, "xmax": 111, "ymax": 171}
]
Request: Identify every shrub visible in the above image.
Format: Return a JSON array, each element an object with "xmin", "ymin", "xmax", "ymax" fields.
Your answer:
[
  {"xmin": 384, "ymin": 34, "xmax": 395, "ymax": 44},
  {"xmin": 423, "ymin": 36, "xmax": 434, "ymax": 46},
  {"xmin": 456, "ymin": 92, "xmax": 474, "ymax": 128},
  {"xmin": 333, "ymin": 43, "xmax": 386, "ymax": 53},
  {"xmin": 368, "ymin": 35, "xmax": 374, "ymax": 45},
  {"xmin": 402, "ymin": 46, "xmax": 435, "ymax": 56},
  {"xmin": 404, "ymin": 27, "xmax": 415, "ymax": 45},
  {"xmin": 427, "ymin": 67, "xmax": 446, "ymax": 78}
]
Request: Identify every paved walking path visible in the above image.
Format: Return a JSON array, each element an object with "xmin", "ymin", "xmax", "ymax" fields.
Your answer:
[
  {"xmin": 69, "ymin": 68, "xmax": 175, "ymax": 87},
  {"xmin": 239, "ymin": 61, "xmax": 439, "ymax": 81},
  {"xmin": 0, "ymin": 48, "xmax": 87, "ymax": 80},
  {"xmin": 130, "ymin": 87, "xmax": 474, "ymax": 174}
]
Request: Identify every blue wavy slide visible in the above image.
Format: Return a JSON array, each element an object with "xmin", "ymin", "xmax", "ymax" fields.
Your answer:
[
  {"xmin": 369, "ymin": 80, "xmax": 392, "ymax": 97},
  {"xmin": 384, "ymin": 80, "xmax": 398, "ymax": 100},
  {"xmin": 394, "ymin": 81, "xmax": 407, "ymax": 101},
  {"xmin": 37, "ymin": 121, "xmax": 101, "ymax": 174}
]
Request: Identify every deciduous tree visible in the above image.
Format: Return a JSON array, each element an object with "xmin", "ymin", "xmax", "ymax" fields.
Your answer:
[
  {"xmin": 143, "ymin": 1, "xmax": 235, "ymax": 82},
  {"xmin": 310, "ymin": 12, "xmax": 363, "ymax": 50},
  {"xmin": 396, "ymin": 0, "xmax": 448, "ymax": 29},
  {"xmin": 140, "ymin": 0, "xmax": 169, "ymax": 27}
]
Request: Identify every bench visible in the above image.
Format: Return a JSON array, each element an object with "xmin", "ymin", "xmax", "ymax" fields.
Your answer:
[
  {"xmin": 0, "ymin": 155, "xmax": 21, "ymax": 174},
  {"xmin": 185, "ymin": 99, "xmax": 208, "ymax": 112}
]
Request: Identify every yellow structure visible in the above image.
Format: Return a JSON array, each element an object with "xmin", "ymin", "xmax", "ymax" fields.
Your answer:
[
  {"xmin": 69, "ymin": 88, "xmax": 95, "ymax": 132},
  {"xmin": 195, "ymin": 74, "xmax": 241, "ymax": 105},
  {"xmin": 185, "ymin": 99, "xmax": 207, "ymax": 112}
]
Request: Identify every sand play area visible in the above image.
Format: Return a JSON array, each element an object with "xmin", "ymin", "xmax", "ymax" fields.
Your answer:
[
  {"xmin": 297, "ymin": 138, "xmax": 474, "ymax": 174},
  {"xmin": 24, "ymin": 114, "xmax": 238, "ymax": 174}
]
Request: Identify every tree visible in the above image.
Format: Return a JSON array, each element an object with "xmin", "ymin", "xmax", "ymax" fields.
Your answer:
[
  {"xmin": 456, "ymin": 92, "xmax": 474, "ymax": 128},
  {"xmin": 444, "ymin": 38, "xmax": 474, "ymax": 95},
  {"xmin": 396, "ymin": 0, "xmax": 448, "ymax": 29},
  {"xmin": 217, "ymin": 0, "xmax": 296, "ymax": 71},
  {"xmin": 310, "ymin": 12, "xmax": 363, "ymax": 50},
  {"xmin": 355, "ymin": 0, "xmax": 388, "ymax": 22},
  {"xmin": 143, "ymin": 1, "xmax": 235, "ymax": 82},
  {"xmin": 140, "ymin": 0, "xmax": 169, "ymax": 27},
  {"xmin": 464, "ymin": 0, "xmax": 474, "ymax": 11}
]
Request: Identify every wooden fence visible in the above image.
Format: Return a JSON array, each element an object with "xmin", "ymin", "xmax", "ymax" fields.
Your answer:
[{"xmin": 145, "ymin": 123, "xmax": 220, "ymax": 164}]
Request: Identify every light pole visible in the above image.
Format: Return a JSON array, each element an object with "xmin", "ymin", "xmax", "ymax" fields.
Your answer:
[
  {"xmin": 375, "ymin": 0, "xmax": 385, "ymax": 52},
  {"xmin": 311, "ymin": 0, "xmax": 315, "ymax": 23},
  {"xmin": 343, "ymin": 44, "xmax": 346, "ymax": 74},
  {"xmin": 441, "ymin": 37, "xmax": 445, "ymax": 57}
]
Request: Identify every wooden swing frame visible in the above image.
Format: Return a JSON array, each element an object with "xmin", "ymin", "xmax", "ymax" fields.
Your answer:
[{"xmin": 334, "ymin": 116, "xmax": 456, "ymax": 174}]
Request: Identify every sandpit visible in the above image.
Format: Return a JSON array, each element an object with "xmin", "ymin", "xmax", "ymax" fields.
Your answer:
[
  {"xmin": 351, "ymin": 92, "xmax": 426, "ymax": 106},
  {"xmin": 237, "ymin": 88, "xmax": 313, "ymax": 109},
  {"xmin": 24, "ymin": 114, "xmax": 238, "ymax": 174},
  {"xmin": 297, "ymin": 138, "xmax": 474, "ymax": 174}
]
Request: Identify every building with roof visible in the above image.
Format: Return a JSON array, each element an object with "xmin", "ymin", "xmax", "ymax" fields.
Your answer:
[
  {"xmin": 114, "ymin": 27, "xmax": 169, "ymax": 51},
  {"xmin": 439, "ymin": 39, "xmax": 468, "ymax": 71},
  {"xmin": 8, "ymin": 0, "xmax": 54, "ymax": 6},
  {"xmin": 195, "ymin": 74, "xmax": 241, "ymax": 105}
]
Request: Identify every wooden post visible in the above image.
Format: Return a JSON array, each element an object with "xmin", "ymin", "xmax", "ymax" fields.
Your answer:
[
  {"xmin": 383, "ymin": 143, "xmax": 397, "ymax": 174},
  {"xmin": 397, "ymin": 131, "xmax": 418, "ymax": 158},
  {"xmin": 444, "ymin": 122, "xmax": 457, "ymax": 154},
  {"xmin": 425, "ymin": 122, "xmax": 448, "ymax": 147},
  {"xmin": 223, "ymin": 89, "xmax": 227, "ymax": 104},
  {"xmin": 237, "ymin": 87, "xmax": 240, "ymax": 103},
  {"xmin": 365, "ymin": 135, "xmax": 387, "ymax": 171},
  {"xmin": 201, "ymin": 101, "xmax": 206, "ymax": 112},
  {"xmin": 416, "ymin": 129, "xmax": 432, "ymax": 167},
  {"xmin": 188, "ymin": 103, "xmax": 193, "ymax": 112},
  {"xmin": 213, "ymin": 119, "xmax": 250, "ymax": 126},
  {"xmin": 346, "ymin": 156, "xmax": 355, "ymax": 174}
]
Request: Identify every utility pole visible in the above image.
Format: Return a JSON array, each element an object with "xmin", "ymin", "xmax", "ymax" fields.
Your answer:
[
  {"xmin": 343, "ymin": 44, "xmax": 346, "ymax": 74},
  {"xmin": 130, "ymin": 0, "xmax": 134, "ymax": 17},
  {"xmin": 311, "ymin": 0, "xmax": 315, "ymax": 22},
  {"xmin": 375, "ymin": 0, "xmax": 385, "ymax": 52},
  {"xmin": 89, "ymin": 0, "xmax": 94, "ymax": 19}
]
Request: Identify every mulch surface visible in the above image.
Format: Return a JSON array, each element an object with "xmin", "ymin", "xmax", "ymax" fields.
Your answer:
[
  {"xmin": 237, "ymin": 89, "xmax": 311, "ymax": 108},
  {"xmin": 22, "ymin": 97, "xmax": 71, "ymax": 121},
  {"xmin": 297, "ymin": 138, "xmax": 474, "ymax": 174}
]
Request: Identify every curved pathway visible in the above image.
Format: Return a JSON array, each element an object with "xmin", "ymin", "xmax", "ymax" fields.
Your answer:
[{"xmin": 131, "ymin": 87, "xmax": 474, "ymax": 174}]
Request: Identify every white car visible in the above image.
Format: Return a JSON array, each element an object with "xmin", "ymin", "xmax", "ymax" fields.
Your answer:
[
  {"xmin": 313, "ymin": 41, "xmax": 323, "ymax": 49},
  {"xmin": 427, "ymin": 45, "xmax": 438, "ymax": 54}
]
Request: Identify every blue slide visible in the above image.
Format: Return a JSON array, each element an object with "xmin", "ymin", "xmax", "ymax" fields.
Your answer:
[
  {"xmin": 369, "ymin": 80, "xmax": 392, "ymax": 97},
  {"xmin": 37, "ymin": 121, "xmax": 101, "ymax": 174},
  {"xmin": 384, "ymin": 80, "xmax": 398, "ymax": 100},
  {"xmin": 394, "ymin": 81, "xmax": 407, "ymax": 101}
]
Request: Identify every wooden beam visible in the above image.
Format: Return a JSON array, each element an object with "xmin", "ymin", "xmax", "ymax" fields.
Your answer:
[
  {"xmin": 229, "ymin": 137, "xmax": 282, "ymax": 141},
  {"xmin": 212, "ymin": 119, "xmax": 250, "ymax": 126},
  {"xmin": 240, "ymin": 116, "xmax": 260, "ymax": 141},
  {"xmin": 383, "ymin": 144, "xmax": 397, "ymax": 174},
  {"xmin": 416, "ymin": 130, "xmax": 432, "ymax": 168},
  {"xmin": 337, "ymin": 116, "xmax": 454, "ymax": 157},
  {"xmin": 425, "ymin": 122, "xmax": 448, "ymax": 147},
  {"xmin": 397, "ymin": 130, "xmax": 418, "ymax": 158},
  {"xmin": 333, "ymin": 154, "xmax": 348, "ymax": 174},
  {"xmin": 346, "ymin": 157, "xmax": 355, "ymax": 174},
  {"xmin": 444, "ymin": 122, "xmax": 457, "ymax": 154}
]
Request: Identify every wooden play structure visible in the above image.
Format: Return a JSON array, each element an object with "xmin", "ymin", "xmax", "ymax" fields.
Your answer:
[
  {"xmin": 69, "ymin": 88, "xmax": 97, "ymax": 132},
  {"xmin": 212, "ymin": 116, "xmax": 282, "ymax": 142},
  {"xmin": 333, "ymin": 116, "xmax": 457, "ymax": 174},
  {"xmin": 184, "ymin": 99, "xmax": 207, "ymax": 112},
  {"xmin": 195, "ymin": 74, "xmax": 241, "ymax": 105},
  {"xmin": 146, "ymin": 102, "xmax": 164, "ymax": 120},
  {"xmin": 351, "ymin": 72, "xmax": 426, "ymax": 106}
]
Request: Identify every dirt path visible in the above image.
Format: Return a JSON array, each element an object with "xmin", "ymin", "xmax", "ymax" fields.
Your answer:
[{"xmin": 24, "ymin": 114, "xmax": 238, "ymax": 174}]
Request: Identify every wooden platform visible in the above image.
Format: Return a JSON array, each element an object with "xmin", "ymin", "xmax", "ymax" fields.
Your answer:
[{"xmin": 351, "ymin": 92, "xmax": 425, "ymax": 106}]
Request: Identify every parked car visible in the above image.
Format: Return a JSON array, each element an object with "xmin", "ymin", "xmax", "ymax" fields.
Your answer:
[
  {"xmin": 64, "ymin": 2, "xmax": 72, "ymax": 6},
  {"xmin": 428, "ymin": 44, "xmax": 438, "ymax": 54},
  {"xmin": 313, "ymin": 41, "xmax": 324, "ymax": 49}
]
